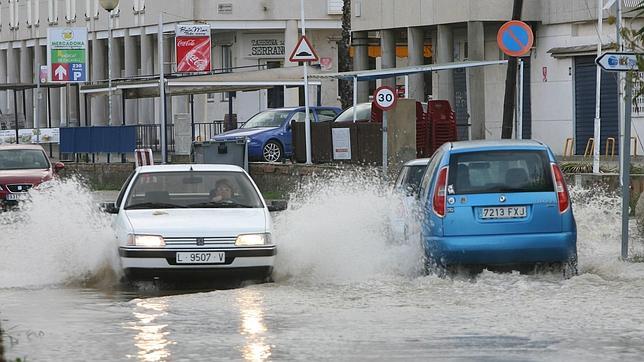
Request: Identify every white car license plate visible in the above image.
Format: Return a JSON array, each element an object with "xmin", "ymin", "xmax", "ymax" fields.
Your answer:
[
  {"xmin": 481, "ymin": 206, "xmax": 527, "ymax": 219},
  {"xmin": 176, "ymin": 252, "xmax": 226, "ymax": 264},
  {"xmin": 5, "ymin": 193, "xmax": 28, "ymax": 201}
]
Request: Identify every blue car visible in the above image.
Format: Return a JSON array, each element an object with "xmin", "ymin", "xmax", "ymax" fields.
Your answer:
[
  {"xmin": 213, "ymin": 107, "xmax": 341, "ymax": 162},
  {"xmin": 418, "ymin": 140, "xmax": 577, "ymax": 277}
]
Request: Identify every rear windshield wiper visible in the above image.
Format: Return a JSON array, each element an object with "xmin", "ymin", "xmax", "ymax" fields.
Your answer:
[
  {"xmin": 186, "ymin": 201, "xmax": 254, "ymax": 208},
  {"xmin": 124, "ymin": 202, "xmax": 186, "ymax": 210}
]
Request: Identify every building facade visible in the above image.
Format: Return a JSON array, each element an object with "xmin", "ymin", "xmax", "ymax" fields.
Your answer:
[
  {"xmin": 351, "ymin": 0, "xmax": 644, "ymax": 155},
  {"xmin": 0, "ymin": 0, "xmax": 343, "ymax": 132}
]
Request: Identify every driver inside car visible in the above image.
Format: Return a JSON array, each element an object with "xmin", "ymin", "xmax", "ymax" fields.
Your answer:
[{"xmin": 210, "ymin": 179, "xmax": 236, "ymax": 203}]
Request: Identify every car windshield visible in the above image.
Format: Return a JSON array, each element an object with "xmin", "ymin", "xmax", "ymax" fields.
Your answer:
[
  {"xmin": 447, "ymin": 150, "xmax": 554, "ymax": 195},
  {"xmin": 334, "ymin": 103, "xmax": 372, "ymax": 122},
  {"xmin": 241, "ymin": 110, "xmax": 292, "ymax": 128},
  {"xmin": 395, "ymin": 165, "xmax": 428, "ymax": 194},
  {"xmin": 124, "ymin": 171, "xmax": 264, "ymax": 209},
  {"xmin": 0, "ymin": 149, "xmax": 50, "ymax": 170}
]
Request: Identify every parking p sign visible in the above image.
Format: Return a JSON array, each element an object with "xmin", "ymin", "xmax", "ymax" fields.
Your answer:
[{"xmin": 47, "ymin": 28, "xmax": 88, "ymax": 83}]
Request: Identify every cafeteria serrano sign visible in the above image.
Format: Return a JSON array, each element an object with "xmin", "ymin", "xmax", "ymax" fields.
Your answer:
[{"xmin": 245, "ymin": 34, "xmax": 285, "ymax": 58}]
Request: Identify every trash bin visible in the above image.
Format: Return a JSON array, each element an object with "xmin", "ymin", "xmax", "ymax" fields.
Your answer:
[{"xmin": 192, "ymin": 138, "xmax": 248, "ymax": 171}]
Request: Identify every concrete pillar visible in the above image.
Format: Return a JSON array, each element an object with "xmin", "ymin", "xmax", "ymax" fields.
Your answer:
[
  {"xmin": 380, "ymin": 29, "xmax": 396, "ymax": 89},
  {"xmin": 284, "ymin": 19, "xmax": 299, "ymax": 106},
  {"xmin": 7, "ymin": 45, "xmax": 19, "ymax": 114},
  {"xmin": 124, "ymin": 31, "xmax": 139, "ymax": 125},
  {"xmin": 0, "ymin": 50, "xmax": 7, "ymax": 113},
  {"xmin": 435, "ymin": 25, "xmax": 454, "ymax": 105},
  {"xmin": 468, "ymin": 21, "xmax": 486, "ymax": 140},
  {"xmin": 140, "ymin": 32, "xmax": 154, "ymax": 124},
  {"xmin": 20, "ymin": 45, "xmax": 34, "ymax": 127},
  {"xmin": 91, "ymin": 38, "xmax": 107, "ymax": 126},
  {"xmin": 109, "ymin": 37, "xmax": 123, "ymax": 125},
  {"xmin": 407, "ymin": 27, "xmax": 425, "ymax": 102},
  {"xmin": 352, "ymin": 31, "xmax": 370, "ymax": 103}
]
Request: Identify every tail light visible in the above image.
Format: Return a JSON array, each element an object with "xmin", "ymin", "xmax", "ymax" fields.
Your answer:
[
  {"xmin": 551, "ymin": 163, "xmax": 570, "ymax": 213},
  {"xmin": 432, "ymin": 167, "xmax": 449, "ymax": 217}
]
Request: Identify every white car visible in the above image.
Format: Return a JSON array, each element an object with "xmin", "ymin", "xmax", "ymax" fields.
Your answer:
[{"xmin": 103, "ymin": 164, "xmax": 282, "ymax": 282}]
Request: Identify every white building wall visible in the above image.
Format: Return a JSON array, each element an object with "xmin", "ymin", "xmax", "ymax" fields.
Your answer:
[{"xmin": 0, "ymin": 0, "xmax": 342, "ymax": 130}]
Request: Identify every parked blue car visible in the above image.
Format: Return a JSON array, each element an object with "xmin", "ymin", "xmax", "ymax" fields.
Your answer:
[
  {"xmin": 418, "ymin": 140, "xmax": 577, "ymax": 277},
  {"xmin": 213, "ymin": 107, "xmax": 341, "ymax": 162}
]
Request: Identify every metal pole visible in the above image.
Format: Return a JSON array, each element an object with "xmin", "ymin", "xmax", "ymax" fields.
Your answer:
[
  {"xmin": 615, "ymin": 0, "xmax": 629, "ymax": 259},
  {"xmin": 404, "ymin": 75, "xmax": 409, "ymax": 98},
  {"xmin": 518, "ymin": 59, "xmax": 524, "ymax": 140},
  {"xmin": 382, "ymin": 111, "xmax": 388, "ymax": 175},
  {"xmin": 190, "ymin": 94, "xmax": 195, "ymax": 141},
  {"xmin": 14, "ymin": 90, "xmax": 18, "ymax": 144},
  {"xmin": 35, "ymin": 70, "xmax": 40, "ymax": 143},
  {"xmin": 159, "ymin": 12, "xmax": 167, "ymax": 164},
  {"xmin": 47, "ymin": 87, "xmax": 52, "ymax": 158},
  {"xmin": 300, "ymin": 0, "xmax": 312, "ymax": 164},
  {"xmin": 352, "ymin": 76, "xmax": 358, "ymax": 123},
  {"xmin": 593, "ymin": 0, "xmax": 603, "ymax": 173},
  {"xmin": 622, "ymin": 73, "xmax": 632, "ymax": 260},
  {"xmin": 107, "ymin": 9, "xmax": 113, "ymax": 126}
]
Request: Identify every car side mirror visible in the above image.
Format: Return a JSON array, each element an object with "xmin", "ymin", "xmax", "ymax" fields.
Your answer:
[
  {"xmin": 99, "ymin": 201, "xmax": 119, "ymax": 214},
  {"xmin": 267, "ymin": 200, "xmax": 288, "ymax": 212},
  {"xmin": 286, "ymin": 120, "xmax": 293, "ymax": 131},
  {"xmin": 53, "ymin": 162, "xmax": 65, "ymax": 173}
]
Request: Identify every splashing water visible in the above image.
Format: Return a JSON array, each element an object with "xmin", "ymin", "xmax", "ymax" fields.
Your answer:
[
  {"xmin": 272, "ymin": 169, "xmax": 423, "ymax": 283},
  {"xmin": 0, "ymin": 177, "xmax": 119, "ymax": 289},
  {"xmin": 1, "ymin": 171, "xmax": 642, "ymax": 290}
]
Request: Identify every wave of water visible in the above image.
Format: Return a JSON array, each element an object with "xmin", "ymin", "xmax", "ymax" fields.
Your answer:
[
  {"xmin": 272, "ymin": 169, "xmax": 424, "ymax": 283},
  {"xmin": 0, "ymin": 177, "xmax": 119, "ymax": 289}
]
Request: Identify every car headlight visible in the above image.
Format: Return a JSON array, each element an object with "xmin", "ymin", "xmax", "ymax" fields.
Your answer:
[
  {"xmin": 235, "ymin": 233, "xmax": 271, "ymax": 246},
  {"xmin": 127, "ymin": 234, "xmax": 166, "ymax": 247}
]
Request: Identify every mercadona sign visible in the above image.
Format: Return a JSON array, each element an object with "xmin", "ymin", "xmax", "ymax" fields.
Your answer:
[{"xmin": 47, "ymin": 28, "xmax": 88, "ymax": 83}]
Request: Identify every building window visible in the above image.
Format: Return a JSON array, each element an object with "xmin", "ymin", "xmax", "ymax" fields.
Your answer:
[
  {"xmin": 9, "ymin": 0, "xmax": 19, "ymax": 29},
  {"xmin": 66, "ymin": 0, "xmax": 77, "ymax": 23},
  {"xmin": 48, "ymin": 0, "xmax": 59, "ymax": 24}
]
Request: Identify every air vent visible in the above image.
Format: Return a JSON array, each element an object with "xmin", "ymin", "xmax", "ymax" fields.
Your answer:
[
  {"xmin": 327, "ymin": 0, "xmax": 344, "ymax": 15},
  {"xmin": 218, "ymin": 3, "xmax": 233, "ymax": 14}
]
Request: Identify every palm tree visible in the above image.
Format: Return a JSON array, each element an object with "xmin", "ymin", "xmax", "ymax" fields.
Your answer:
[{"xmin": 338, "ymin": 0, "xmax": 353, "ymax": 109}]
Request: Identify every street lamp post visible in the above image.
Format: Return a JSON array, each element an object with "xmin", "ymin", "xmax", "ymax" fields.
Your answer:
[{"xmin": 99, "ymin": 0, "xmax": 119, "ymax": 126}]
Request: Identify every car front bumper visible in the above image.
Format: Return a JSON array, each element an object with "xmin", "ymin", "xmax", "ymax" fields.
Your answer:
[
  {"xmin": 118, "ymin": 246, "xmax": 276, "ymax": 280},
  {"xmin": 423, "ymin": 232, "xmax": 577, "ymax": 266}
]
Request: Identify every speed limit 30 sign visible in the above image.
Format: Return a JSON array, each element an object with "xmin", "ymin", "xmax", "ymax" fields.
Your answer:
[{"xmin": 373, "ymin": 86, "xmax": 398, "ymax": 111}]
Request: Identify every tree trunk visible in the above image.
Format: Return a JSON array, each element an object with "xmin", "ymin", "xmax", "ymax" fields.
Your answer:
[
  {"xmin": 501, "ymin": 0, "xmax": 524, "ymax": 139},
  {"xmin": 338, "ymin": 0, "xmax": 353, "ymax": 109}
]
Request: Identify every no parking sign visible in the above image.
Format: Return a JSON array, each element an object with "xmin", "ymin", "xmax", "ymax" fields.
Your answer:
[{"xmin": 497, "ymin": 20, "xmax": 534, "ymax": 57}]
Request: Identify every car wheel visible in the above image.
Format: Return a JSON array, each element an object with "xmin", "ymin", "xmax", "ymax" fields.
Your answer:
[
  {"xmin": 562, "ymin": 254, "xmax": 578, "ymax": 279},
  {"xmin": 263, "ymin": 141, "xmax": 282, "ymax": 162}
]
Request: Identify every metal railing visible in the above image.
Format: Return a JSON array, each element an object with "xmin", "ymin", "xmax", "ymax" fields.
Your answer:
[{"xmin": 135, "ymin": 121, "xmax": 226, "ymax": 152}]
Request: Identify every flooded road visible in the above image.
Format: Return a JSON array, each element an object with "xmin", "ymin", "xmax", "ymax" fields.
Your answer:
[{"xmin": 2, "ymin": 176, "xmax": 644, "ymax": 361}]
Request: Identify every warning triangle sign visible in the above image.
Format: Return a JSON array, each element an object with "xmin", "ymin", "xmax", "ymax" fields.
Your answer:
[{"xmin": 289, "ymin": 35, "xmax": 319, "ymax": 62}]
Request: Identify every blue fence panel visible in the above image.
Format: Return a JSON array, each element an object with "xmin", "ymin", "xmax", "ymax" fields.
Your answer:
[{"xmin": 60, "ymin": 126, "xmax": 137, "ymax": 153}]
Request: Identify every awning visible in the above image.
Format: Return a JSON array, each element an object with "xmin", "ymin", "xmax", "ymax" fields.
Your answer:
[
  {"xmin": 548, "ymin": 43, "xmax": 617, "ymax": 58},
  {"xmin": 79, "ymin": 66, "xmax": 322, "ymax": 99},
  {"xmin": 311, "ymin": 60, "xmax": 509, "ymax": 80}
]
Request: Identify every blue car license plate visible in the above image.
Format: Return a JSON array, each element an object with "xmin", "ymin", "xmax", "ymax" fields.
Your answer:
[{"xmin": 480, "ymin": 206, "xmax": 527, "ymax": 219}]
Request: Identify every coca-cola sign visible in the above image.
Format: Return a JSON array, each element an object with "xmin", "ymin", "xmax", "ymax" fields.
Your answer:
[{"xmin": 175, "ymin": 24, "xmax": 211, "ymax": 73}]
